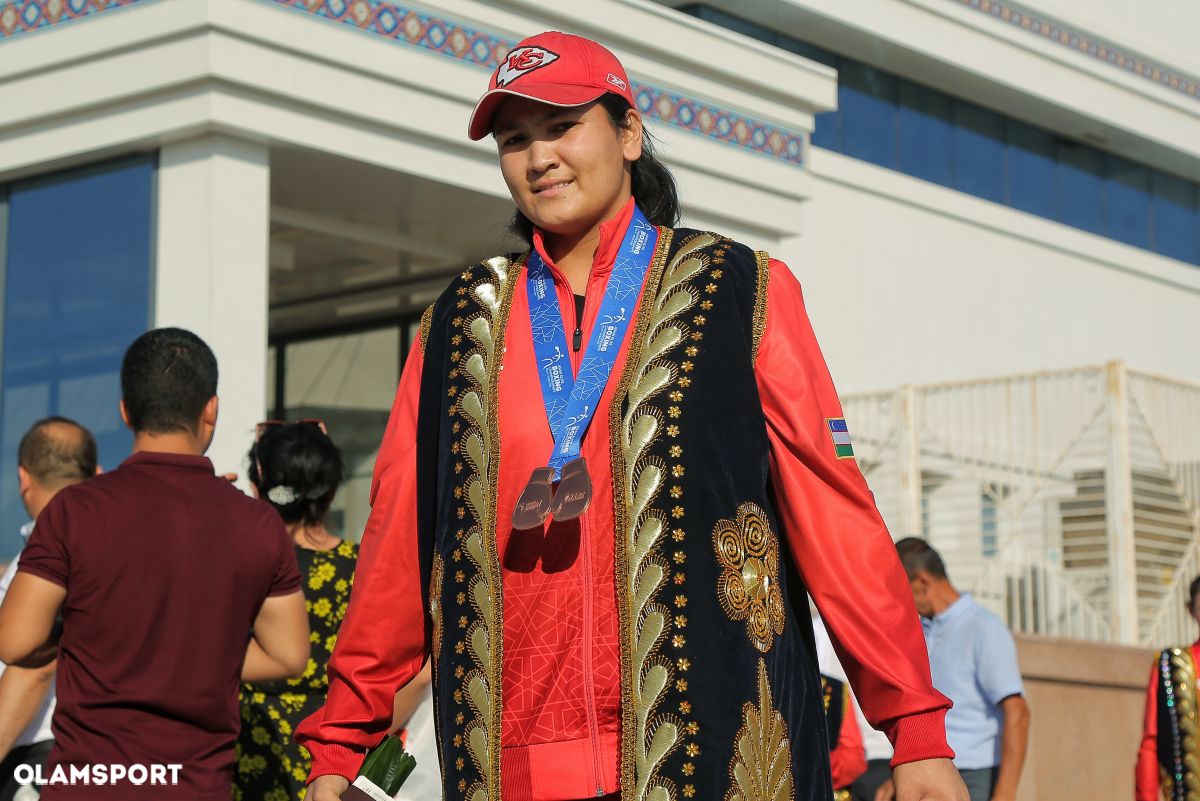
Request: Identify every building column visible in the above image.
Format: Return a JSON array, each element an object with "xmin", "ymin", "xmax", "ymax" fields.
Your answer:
[
  {"xmin": 1104, "ymin": 360, "xmax": 1139, "ymax": 644},
  {"xmin": 154, "ymin": 135, "xmax": 270, "ymax": 482}
]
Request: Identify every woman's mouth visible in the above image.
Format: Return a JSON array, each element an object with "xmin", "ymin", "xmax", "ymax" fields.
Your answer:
[{"xmin": 533, "ymin": 179, "xmax": 572, "ymax": 197}]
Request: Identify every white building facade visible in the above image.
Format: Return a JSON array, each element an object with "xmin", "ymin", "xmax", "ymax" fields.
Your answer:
[{"xmin": 0, "ymin": 0, "xmax": 1197, "ymax": 647}]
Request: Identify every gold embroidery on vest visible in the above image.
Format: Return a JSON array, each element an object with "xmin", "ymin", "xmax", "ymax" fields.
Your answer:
[
  {"xmin": 430, "ymin": 553, "xmax": 444, "ymax": 672},
  {"xmin": 713, "ymin": 502, "xmax": 785, "ymax": 653},
  {"xmin": 613, "ymin": 230, "xmax": 729, "ymax": 801},
  {"xmin": 451, "ymin": 256, "xmax": 518, "ymax": 801},
  {"xmin": 419, "ymin": 302, "xmax": 435, "ymax": 354},
  {"xmin": 751, "ymin": 252, "xmax": 770, "ymax": 366},
  {"xmin": 1170, "ymin": 647, "xmax": 1200, "ymax": 801},
  {"xmin": 726, "ymin": 660, "xmax": 794, "ymax": 801}
]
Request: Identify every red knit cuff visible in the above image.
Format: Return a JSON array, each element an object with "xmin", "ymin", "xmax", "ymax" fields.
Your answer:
[
  {"xmin": 306, "ymin": 742, "xmax": 367, "ymax": 785},
  {"xmin": 883, "ymin": 708, "xmax": 955, "ymax": 767}
]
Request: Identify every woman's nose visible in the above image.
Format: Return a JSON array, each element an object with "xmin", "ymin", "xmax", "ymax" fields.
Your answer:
[{"xmin": 528, "ymin": 138, "xmax": 559, "ymax": 173}]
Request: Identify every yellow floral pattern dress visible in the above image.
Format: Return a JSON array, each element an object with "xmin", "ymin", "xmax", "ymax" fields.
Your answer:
[{"xmin": 233, "ymin": 540, "xmax": 358, "ymax": 801}]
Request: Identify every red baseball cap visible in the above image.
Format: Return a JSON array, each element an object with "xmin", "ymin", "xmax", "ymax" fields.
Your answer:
[{"xmin": 467, "ymin": 31, "xmax": 636, "ymax": 141}]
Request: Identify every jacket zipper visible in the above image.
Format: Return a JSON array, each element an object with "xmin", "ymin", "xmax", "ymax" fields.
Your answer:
[{"xmin": 566, "ymin": 276, "xmax": 605, "ymax": 797}]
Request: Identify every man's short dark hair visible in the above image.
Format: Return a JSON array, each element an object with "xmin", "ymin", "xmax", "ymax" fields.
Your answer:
[
  {"xmin": 18, "ymin": 417, "xmax": 97, "ymax": 489},
  {"xmin": 1189, "ymin": 576, "xmax": 1200, "ymax": 610},
  {"xmin": 895, "ymin": 537, "xmax": 948, "ymax": 580},
  {"xmin": 120, "ymin": 328, "xmax": 218, "ymax": 434}
]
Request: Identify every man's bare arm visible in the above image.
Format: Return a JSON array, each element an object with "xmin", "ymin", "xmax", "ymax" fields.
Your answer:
[
  {"xmin": 0, "ymin": 573, "xmax": 65, "ymax": 666},
  {"xmin": 242, "ymin": 590, "xmax": 310, "ymax": 682},
  {"xmin": 0, "ymin": 661, "xmax": 55, "ymax": 760},
  {"xmin": 990, "ymin": 694, "xmax": 1030, "ymax": 801}
]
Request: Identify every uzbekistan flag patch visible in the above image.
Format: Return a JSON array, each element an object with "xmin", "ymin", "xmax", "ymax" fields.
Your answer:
[{"xmin": 827, "ymin": 418, "xmax": 854, "ymax": 460}]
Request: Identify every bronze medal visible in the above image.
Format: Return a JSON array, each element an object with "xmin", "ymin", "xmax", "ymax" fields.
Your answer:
[
  {"xmin": 550, "ymin": 457, "xmax": 592, "ymax": 521},
  {"xmin": 512, "ymin": 467, "xmax": 555, "ymax": 530}
]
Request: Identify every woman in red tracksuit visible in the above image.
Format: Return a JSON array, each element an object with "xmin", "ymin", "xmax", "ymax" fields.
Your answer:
[{"xmin": 299, "ymin": 30, "xmax": 967, "ymax": 801}]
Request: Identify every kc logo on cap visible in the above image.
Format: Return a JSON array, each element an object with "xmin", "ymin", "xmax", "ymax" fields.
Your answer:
[{"xmin": 496, "ymin": 46, "xmax": 560, "ymax": 87}]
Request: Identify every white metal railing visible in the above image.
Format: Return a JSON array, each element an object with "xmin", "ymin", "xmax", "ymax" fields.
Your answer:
[{"xmin": 842, "ymin": 362, "xmax": 1200, "ymax": 648}]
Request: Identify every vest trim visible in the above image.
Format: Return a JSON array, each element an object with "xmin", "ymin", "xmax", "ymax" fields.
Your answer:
[
  {"xmin": 455, "ymin": 256, "xmax": 520, "ymax": 801},
  {"xmin": 611, "ymin": 229, "xmax": 729, "ymax": 800},
  {"xmin": 751, "ymin": 251, "xmax": 770, "ymax": 367}
]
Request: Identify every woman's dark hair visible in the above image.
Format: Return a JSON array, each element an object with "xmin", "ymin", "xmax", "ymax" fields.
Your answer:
[
  {"xmin": 509, "ymin": 93, "xmax": 681, "ymax": 244},
  {"xmin": 248, "ymin": 422, "xmax": 345, "ymax": 526}
]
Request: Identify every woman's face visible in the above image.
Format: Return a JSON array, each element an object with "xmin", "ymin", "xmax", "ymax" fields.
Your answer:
[{"xmin": 494, "ymin": 97, "xmax": 643, "ymax": 240}]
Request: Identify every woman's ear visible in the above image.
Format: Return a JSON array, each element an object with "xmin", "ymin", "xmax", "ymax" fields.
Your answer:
[{"xmin": 621, "ymin": 108, "xmax": 644, "ymax": 162}]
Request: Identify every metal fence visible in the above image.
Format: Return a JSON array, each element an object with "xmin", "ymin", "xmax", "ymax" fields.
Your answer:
[{"xmin": 841, "ymin": 362, "xmax": 1200, "ymax": 648}]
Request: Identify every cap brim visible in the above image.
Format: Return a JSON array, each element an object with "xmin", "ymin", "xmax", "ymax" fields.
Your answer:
[{"xmin": 467, "ymin": 84, "xmax": 608, "ymax": 140}]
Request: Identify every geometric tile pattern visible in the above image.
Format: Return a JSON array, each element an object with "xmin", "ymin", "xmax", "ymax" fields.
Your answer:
[
  {"xmin": 0, "ymin": 0, "xmax": 141, "ymax": 40},
  {"xmin": 261, "ymin": 0, "xmax": 807, "ymax": 165},
  {"xmin": 950, "ymin": 0, "xmax": 1200, "ymax": 102}
]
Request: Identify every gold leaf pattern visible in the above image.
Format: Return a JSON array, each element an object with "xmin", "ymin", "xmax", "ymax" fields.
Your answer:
[
  {"xmin": 713, "ymin": 503, "xmax": 785, "ymax": 653},
  {"xmin": 725, "ymin": 660, "xmax": 794, "ymax": 801},
  {"xmin": 612, "ymin": 230, "xmax": 724, "ymax": 801},
  {"xmin": 451, "ymin": 256, "xmax": 517, "ymax": 801}
]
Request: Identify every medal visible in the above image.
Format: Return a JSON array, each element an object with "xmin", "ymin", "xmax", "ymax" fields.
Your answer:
[
  {"xmin": 512, "ymin": 204, "xmax": 657, "ymax": 530},
  {"xmin": 513, "ymin": 467, "xmax": 555, "ymax": 530},
  {"xmin": 550, "ymin": 457, "xmax": 592, "ymax": 521}
]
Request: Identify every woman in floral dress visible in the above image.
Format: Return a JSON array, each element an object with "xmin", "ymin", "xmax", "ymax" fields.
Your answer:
[{"xmin": 234, "ymin": 421, "xmax": 358, "ymax": 801}]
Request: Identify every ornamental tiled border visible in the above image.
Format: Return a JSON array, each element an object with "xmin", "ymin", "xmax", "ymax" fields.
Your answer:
[
  {"xmin": 950, "ymin": 0, "xmax": 1200, "ymax": 101},
  {"xmin": 0, "ymin": 0, "xmax": 806, "ymax": 166},
  {"xmin": 0, "ymin": 0, "xmax": 142, "ymax": 40},
  {"xmin": 259, "ymin": 0, "xmax": 805, "ymax": 165}
]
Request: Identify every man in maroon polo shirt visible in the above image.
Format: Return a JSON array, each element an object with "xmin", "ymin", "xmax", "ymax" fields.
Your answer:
[{"xmin": 0, "ymin": 328, "xmax": 311, "ymax": 800}]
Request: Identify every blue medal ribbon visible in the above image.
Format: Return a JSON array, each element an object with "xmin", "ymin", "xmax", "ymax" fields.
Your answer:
[{"xmin": 528, "ymin": 205, "xmax": 656, "ymax": 477}]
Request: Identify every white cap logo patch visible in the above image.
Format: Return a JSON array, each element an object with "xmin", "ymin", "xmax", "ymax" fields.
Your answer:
[
  {"xmin": 496, "ymin": 47, "xmax": 560, "ymax": 87},
  {"xmin": 606, "ymin": 73, "xmax": 627, "ymax": 91}
]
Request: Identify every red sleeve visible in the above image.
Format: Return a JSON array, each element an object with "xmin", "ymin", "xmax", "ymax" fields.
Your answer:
[
  {"xmin": 830, "ymin": 686, "xmax": 867, "ymax": 789},
  {"xmin": 296, "ymin": 344, "xmax": 429, "ymax": 782},
  {"xmin": 16, "ymin": 495, "xmax": 70, "ymax": 589},
  {"xmin": 756, "ymin": 259, "xmax": 953, "ymax": 767},
  {"xmin": 1136, "ymin": 658, "xmax": 1160, "ymax": 801},
  {"xmin": 266, "ymin": 515, "xmax": 302, "ymax": 597}
]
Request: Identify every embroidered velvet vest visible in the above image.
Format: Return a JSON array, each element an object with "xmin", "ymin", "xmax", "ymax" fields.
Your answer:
[
  {"xmin": 1156, "ymin": 647, "xmax": 1200, "ymax": 801},
  {"xmin": 415, "ymin": 229, "xmax": 833, "ymax": 801}
]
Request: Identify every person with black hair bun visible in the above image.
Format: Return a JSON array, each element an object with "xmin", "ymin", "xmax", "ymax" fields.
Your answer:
[{"xmin": 234, "ymin": 421, "xmax": 358, "ymax": 801}]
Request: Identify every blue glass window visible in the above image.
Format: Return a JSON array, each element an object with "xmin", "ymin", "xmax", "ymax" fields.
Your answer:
[
  {"xmin": 953, "ymin": 103, "xmax": 1006, "ymax": 203},
  {"xmin": 898, "ymin": 81, "xmax": 953, "ymax": 185},
  {"xmin": 1151, "ymin": 172, "xmax": 1200, "ymax": 264},
  {"xmin": 1106, "ymin": 156, "xmax": 1151, "ymax": 249},
  {"xmin": 840, "ymin": 61, "xmax": 897, "ymax": 168},
  {"xmin": 0, "ymin": 157, "xmax": 154, "ymax": 559},
  {"xmin": 678, "ymin": 3, "xmax": 1200, "ymax": 267},
  {"xmin": 1007, "ymin": 123, "xmax": 1056, "ymax": 219},
  {"xmin": 1055, "ymin": 142, "xmax": 1106, "ymax": 236}
]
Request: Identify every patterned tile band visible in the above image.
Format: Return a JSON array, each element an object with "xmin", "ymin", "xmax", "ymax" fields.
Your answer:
[
  {"xmin": 952, "ymin": 0, "xmax": 1199, "ymax": 101},
  {"xmin": 0, "ymin": 0, "xmax": 141, "ymax": 39},
  {"xmin": 258, "ymin": 0, "xmax": 806, "ymax": 165},
  {"xmin": 0, "ymin": 0, "xmax": 806, "ymax": 165}
]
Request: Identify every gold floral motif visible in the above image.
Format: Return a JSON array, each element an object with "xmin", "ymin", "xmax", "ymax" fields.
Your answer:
[
  {"xmin": 611, "ymin": 230, "xmax": 725, "ymax": 801},
  {"xmin": 713, "ymin": 502, "xmax": 785, "ymax": 653},
  {"xmin": 725, "ymin": 660, "xmax": 794, "ymax": 801}
]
